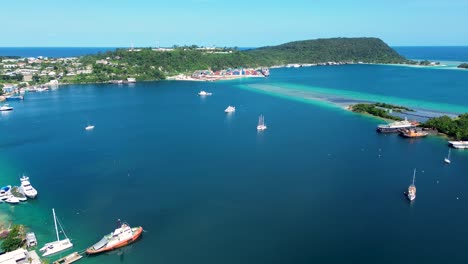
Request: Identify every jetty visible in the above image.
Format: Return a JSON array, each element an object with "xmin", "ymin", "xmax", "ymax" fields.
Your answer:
[{"xmin": 53, "ymin": 252, "xmax": 82, "ymax": 264}]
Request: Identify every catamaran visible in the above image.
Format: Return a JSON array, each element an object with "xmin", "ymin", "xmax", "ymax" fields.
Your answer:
[
  {"xmin": 40, "ymin": 209, "xmax": 73, "ymax": 257},
  {"xmin": 86, "ymin": 220, "xmax": 143, "ymax": 255},
  {"xmin": 257, "ymin": 115, "xmax": 267, "ymax": 130},
  {"xmin": 20, "ymin": 176, "xmax": 37, "ymax": 199},
  {"xmin": 444, "ymin": 148, "xmax": 451, "ymax": 164},
  {"xmin": 407, "ymin": 169, "xmax": 417, "ymax": 201}
]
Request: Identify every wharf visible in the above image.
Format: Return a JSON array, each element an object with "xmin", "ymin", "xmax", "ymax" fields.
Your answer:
[{"xmin": 52, "ymin": 252, "xmax": 83, "ymax": 264}]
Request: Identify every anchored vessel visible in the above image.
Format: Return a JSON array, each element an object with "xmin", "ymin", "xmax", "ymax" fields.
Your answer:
[
  {"xmin": 407, "ymin": 169, "xmax": 417, "ymax": 201},
  {"xmin": 448, "ymin": 141, "xmax": 468, "ymax": 149},
  {"xmin": 257, "ymin": 115, "xmax": 267, "ymax": 131},
  {"xmin": 0, "ymin": 104, "xmax": 13, "ymax": 111},
  {"xmin": 40, "ymin": 208, "xmax": 73, "ymax": 257},
  {"xmin": 198, "ymin": 90, "xmax": 212, "ymax": 96},
  {"xmin": 85, "ymin": 125, "xmax": 95, "ymax": 130},
  {"xmin": 20, "ymin": 176, "xmax": 38, "ymax": 199},
  {"xmin": 224, "ymin": 106, "xmax": 236, "ymax": 113},
  {"xmin": 444, "ymin": 148, "xmax": 451, "ymax": 164},
  {"xmin": 86, "ymin": 221, "xmax": 143, "ymax": 255},
  {"xmin": 377, "ymin": 117, "xmax": 418, "ymax": 133},
  {"xmin": 400, "ymin": 128, "xmax": 428, "ymax": 138}
]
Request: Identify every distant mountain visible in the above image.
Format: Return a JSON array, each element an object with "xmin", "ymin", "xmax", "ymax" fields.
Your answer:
[{"xmin": 245, "ymin": 37, "xmax": 407, "ymax": 64}]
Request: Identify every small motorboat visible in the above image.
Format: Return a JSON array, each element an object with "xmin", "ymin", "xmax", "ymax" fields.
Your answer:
[
  {"xmin": 198, "ymin": 90, "xmax": 212, "ymax": 96},
  {"xmin": 85, "ymin": 125, "xmax": 95, "ymax": 131},
  {"xmin": 224, "ymin": 106, "xmax": 235, "ymax": 113},
  {"xmin": 0, "ymin": 104, "xmax": 13, "ymax": 111},
  {"xmin": 444, "ymin": 148, "xmax": 451, "ymax": 164},
  {"xmin": 0, "ymin": 185, "xmax": 12, "ymax": 201},
  {"xmin": 5, "ymin": 196, "xmax": 20, "ymax": 204}
]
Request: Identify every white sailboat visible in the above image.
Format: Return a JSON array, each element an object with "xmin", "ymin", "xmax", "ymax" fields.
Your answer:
[
  {"xmin": 444, "ymin": 148, "xmax": 451, "ymax": 164},
  {"xmin": 40, "ymin": 208, "xmax": 73, "ymax": 257},
  {"xmin": 256, "ymin": 115, "xmax": 267, "ymax": 130},
  {"xmin": 407, "ymin": 169, "xmax": 416, "ymax": 201},
  {"xmin": 85, "ymin": 125, "xmax": 95, "ymax": 130}
]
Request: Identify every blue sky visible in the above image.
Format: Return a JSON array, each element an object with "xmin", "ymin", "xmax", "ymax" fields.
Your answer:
[{"xmin": 2, "ymin": 0, "xmax": 467, "ymax": 47}]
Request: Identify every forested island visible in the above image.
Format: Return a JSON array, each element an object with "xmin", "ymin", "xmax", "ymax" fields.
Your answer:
[
  {"xmin": 350, "ymin": 103, "xmax": 413, "ymax": 121},
  {"xmin": 458, "ymin": 63, "xmax": 468, "ymax": 69},
  {"xmin": 61, "ymin": 37, "xmax": 407, "ymax": 83}
]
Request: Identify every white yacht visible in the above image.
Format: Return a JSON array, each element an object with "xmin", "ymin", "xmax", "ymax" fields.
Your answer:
[
  {"xmin": 85, "ymin": 125, "xmax": 95, "ymax": 130},
  {"xmin": 20, "ymin": 176, "xmax": 38, "ymax": 199},
  {"xmin": 0, "ymin": 185, "xmax": 12, "ymax": 201},
  {"xmin": 257, "ymin": 115, "xmax": 267, "ymax": 131},
  {"xmin": 0, "ymin": 104, "xmax": 13, "ymax": 111},
  {"xmin": 40, "ymin": 209, "xmax": 73, "ymax": 257},
  {"xmin": 198, "ymin": 90, "xmax": 212, "ymax": 96},
  {"xmin": 5, "ymin": 196, "xmax": 20, "ymax": 204},
  {"xmin": 448, "ymin": 141, "xmax": 468, "ymax": 149},
  {"xmin": 225, "ymin": 106, "xmax": 236, "ymax": 113},
  {"xmin": 444, "ymin": 148, "xmax": 451, "ymax": 164}
]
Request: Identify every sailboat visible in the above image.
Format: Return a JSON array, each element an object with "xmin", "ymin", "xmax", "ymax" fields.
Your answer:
[
  {"xmin": 256, "ymin": 115, "xmax": 267, "ymax": 131},
  {"xmin": 40, "ymin": 208, "xmax": 73, "ymax": 257},
  {"xmin": 444, "ymin": 148, "xmax": 451, "ymax": 164},
  {"xmin": 407, "ymin": 169, "xmax": 417, "ymax": 201},
  {"xmin": 85, "ymin": 124, "xmax": 95, "ymax": 130}
]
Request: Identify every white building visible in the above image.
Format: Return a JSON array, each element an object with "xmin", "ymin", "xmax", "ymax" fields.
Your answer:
[{"xmin": 0, "ymin": 248, "xmax": 41, "ymax": 264}]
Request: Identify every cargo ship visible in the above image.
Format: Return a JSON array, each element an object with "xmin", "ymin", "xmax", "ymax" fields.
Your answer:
[
  {"xmin": 86, "ymin": 221, "xmax": 143, "ymax": 255},
  {"xmin": 377, "ymin": 117, "xmax": 419, "ymax": 133},
  {"xmin": 400, "ymin": 128, "xmax": 428, "ymax": 138}
]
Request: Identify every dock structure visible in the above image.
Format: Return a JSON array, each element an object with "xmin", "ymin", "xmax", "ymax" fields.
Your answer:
[{"xmin": 52, "ymin": 252, "xmax": 83, "ymax": 264}]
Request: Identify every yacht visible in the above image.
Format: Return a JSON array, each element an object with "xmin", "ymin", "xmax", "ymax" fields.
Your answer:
[
  {"xmin": 20, "ymin": 176, "xmax": 38, "ymax": 199},
  {"xmin": 448, "ymin": 141, "xmax": 468, "ymax": 149},
  {"xmin": 257, "ymin": 115, "xmax": 267, "ymax": 131},
  {"xmin": 11, "ymin": 186, "xmax": 27, "ymax": 202},
  {"xmin": 85, "ymin": 125, "xmax": 95, "ymax": 130},
  {"xmin": 40, "ymin": 209, "xmax": 73, "ymax": 257},
  {"xmin": 198, "ymin": 91, "xmax": 212, "ymax": 96},
  {"xmin": 377, "ymin": 117, "xmax": 419, "ymax": 133},
  {"xmin": 86, "ymin": 220, "xmax": 143, "ymax": 255},
  {"xmin": 407, "ymin": 169, "xmax": 417, "ymax": 201},
  {"xmin": 5, "ymin": 196, "xmax": 20, "ymax": 204},
  {"xmin": 0, "ymin": 104, "xmax": 13, "ymax": 111},
  {"xmin": 444, "ymin": 148, "xmax": 451, "ymax": 164},
  {"xmin": 224, "ymin": 106, "xmax": 236, "ymax": 113}
]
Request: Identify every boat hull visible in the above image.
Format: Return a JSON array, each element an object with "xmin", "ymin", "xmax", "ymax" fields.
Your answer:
[{"xmin": 86, "ymin": 227, "xmax": 143, "ymax": 255}]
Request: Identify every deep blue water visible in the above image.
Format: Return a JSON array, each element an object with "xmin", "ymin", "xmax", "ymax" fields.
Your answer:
[
  {"xmin": 1, "ymin": 60, "xmax": 468, "ymax": 263},
  {"xmin": 394, "ymin": 46, "xmax": 468, "ymax": 62}
]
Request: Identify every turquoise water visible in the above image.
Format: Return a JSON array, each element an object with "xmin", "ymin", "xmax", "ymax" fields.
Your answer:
[{"xmin": 1, "ymin": 64, "xmax": 468, "ymax": 263}]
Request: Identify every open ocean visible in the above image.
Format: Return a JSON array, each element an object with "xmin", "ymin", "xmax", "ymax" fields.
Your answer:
[{"xmin": 1, "ymin": 47, "xmax": 468, "ymax": 264}]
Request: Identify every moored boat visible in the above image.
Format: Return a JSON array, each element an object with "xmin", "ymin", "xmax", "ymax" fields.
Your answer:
[
  {"xmin": 5, "ymin": 95, "xmax": 24, "ymax": 101},
  {"xmin": 198, "ymin": 90, "xmax": 212, "ymax": 96},
  {"xmin": 5, "ymin": 196, "xmax": 20, "ymax": 204},
  {"xmin": 85, "ymin": 125, "xmax": 95, "ymax": 130},
  {"xmin": 20, "ymin": 176, "xmax": 38, "ymax": 199},
  {"xmin": 257, "ymin": 114, "xmax": 267, "ymax": 131},
  {"xmin": 377, "ymin": 117, "xmax": 419, "ymax": 133},
  {"xmin": 400, "ymin": 128, "xmax": 428, "ymax": 138},
  {"xmin": 0, "ymin": 185, "xmax": 12, "ymax": 201},
  {"xmin": 448, "ymin": 141, "xmax": 468, "ymax": 149},
  {"xmin": 444, "ymin": 148, "xmax": 451, "ymax": 164},
  {"xmin": 407, "ymin": 169, "xmax": 417, "ymax": 201},
  {"xmin": 40, "ymin": 208, "xmax": 73, "ymax": 257},
  {"xmin": 224, "ymin": 106, "xmax": 236, "ymax": 113},
  {"xmin": 86, "ymin": 221, "xmax": 143, "ymax": 255},
  {"xmin": 0, "ymin": 104, "xmax": 14, "ymax": 111}
]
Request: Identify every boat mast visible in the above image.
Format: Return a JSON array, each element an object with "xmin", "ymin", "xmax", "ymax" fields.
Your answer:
[
  {"xmin": 448, "ymin": 148, "xmax": 451, "ymax": 159},
  {"xmin": 412, "ymin": 169, "xmax": 416, "ymax": 185},
  {"xmin": 53, "ymin": 208, "xmax": 60, "ymax": 242}
]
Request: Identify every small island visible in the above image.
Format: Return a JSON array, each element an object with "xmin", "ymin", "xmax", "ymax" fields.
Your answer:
[
  {"xmin": 350, "ymin": 103, "xmax": 413, "ymax": 121},
  {"xmin": 458, "ymin": 63, "xmax": 468, "ymax": 69}
]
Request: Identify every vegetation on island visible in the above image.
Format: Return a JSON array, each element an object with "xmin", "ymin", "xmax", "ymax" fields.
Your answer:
[
  {"xmin": 422, "ymin": 114, "xmax": 468, "ymax": 140},
  {"xmin": 350, "ymin": 103, "xmax": 413, "ymax": 120},
  {"xmin": 0, "ymin": 224, "xmax": 25, "ymax": 252},
  {"xmin": 62, "ymin": 38, "xmax": 407, "ymax": 83},
  {"xmin": 458, "ymin": 63, "xmax": 468, "ymax": 69}
]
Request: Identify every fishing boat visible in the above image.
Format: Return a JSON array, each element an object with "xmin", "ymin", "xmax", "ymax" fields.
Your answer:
[
  {"xmin": 444, "ymin": 148, "xmax": 451, "ymax": 164},
  {"xmin": 11, "ymin": 186, "xmax": 27, "ymax": 202},
  {"xmin": 377, "ymin": 117, "xmax": 418, "ymax": 133},
  {"xmin": 86, "ymin": 220, "xmax": 143, "ymax": 255},
  {"xmin": 53, "ymin": 252, "xmax": 82, "ymax": 264},
  {"xmin": 224, "ymin": 106, "xmax": 235, "ymax": 113},
  {"xmin": 198, "ymin": 90, "xmax": 212, "ymax": 96},
  {"xmin": 256, "ymin": 115, "xmax": 267, "ymax": 130},
  {"xmin": 400, "ymin": 128, "xmax": 428, "ymax": 138},
  {"xmin": 40, "ymin": 209, "xmax": 73, "ymax": 257},
  {"xmin": 0, "ymin": 185, "xmax": 12, "ymax": 201},
  {"xmin": 20, "ymin": 176, "xmax": 37, "ymax": 199},
  {"xmin": 0, "ymin": 104, "xmax": 13, "ymax": 111},
  {"xmin": 85, "ymin": 125, "xmax": 95, "ymax": 130},
  {"xmin": 407, "ymin": 169, "xmax": 417, "ymax": 201},
  {"xmin": 448, "ymin": 141, "xmax": 468, "ymax": 149}
]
